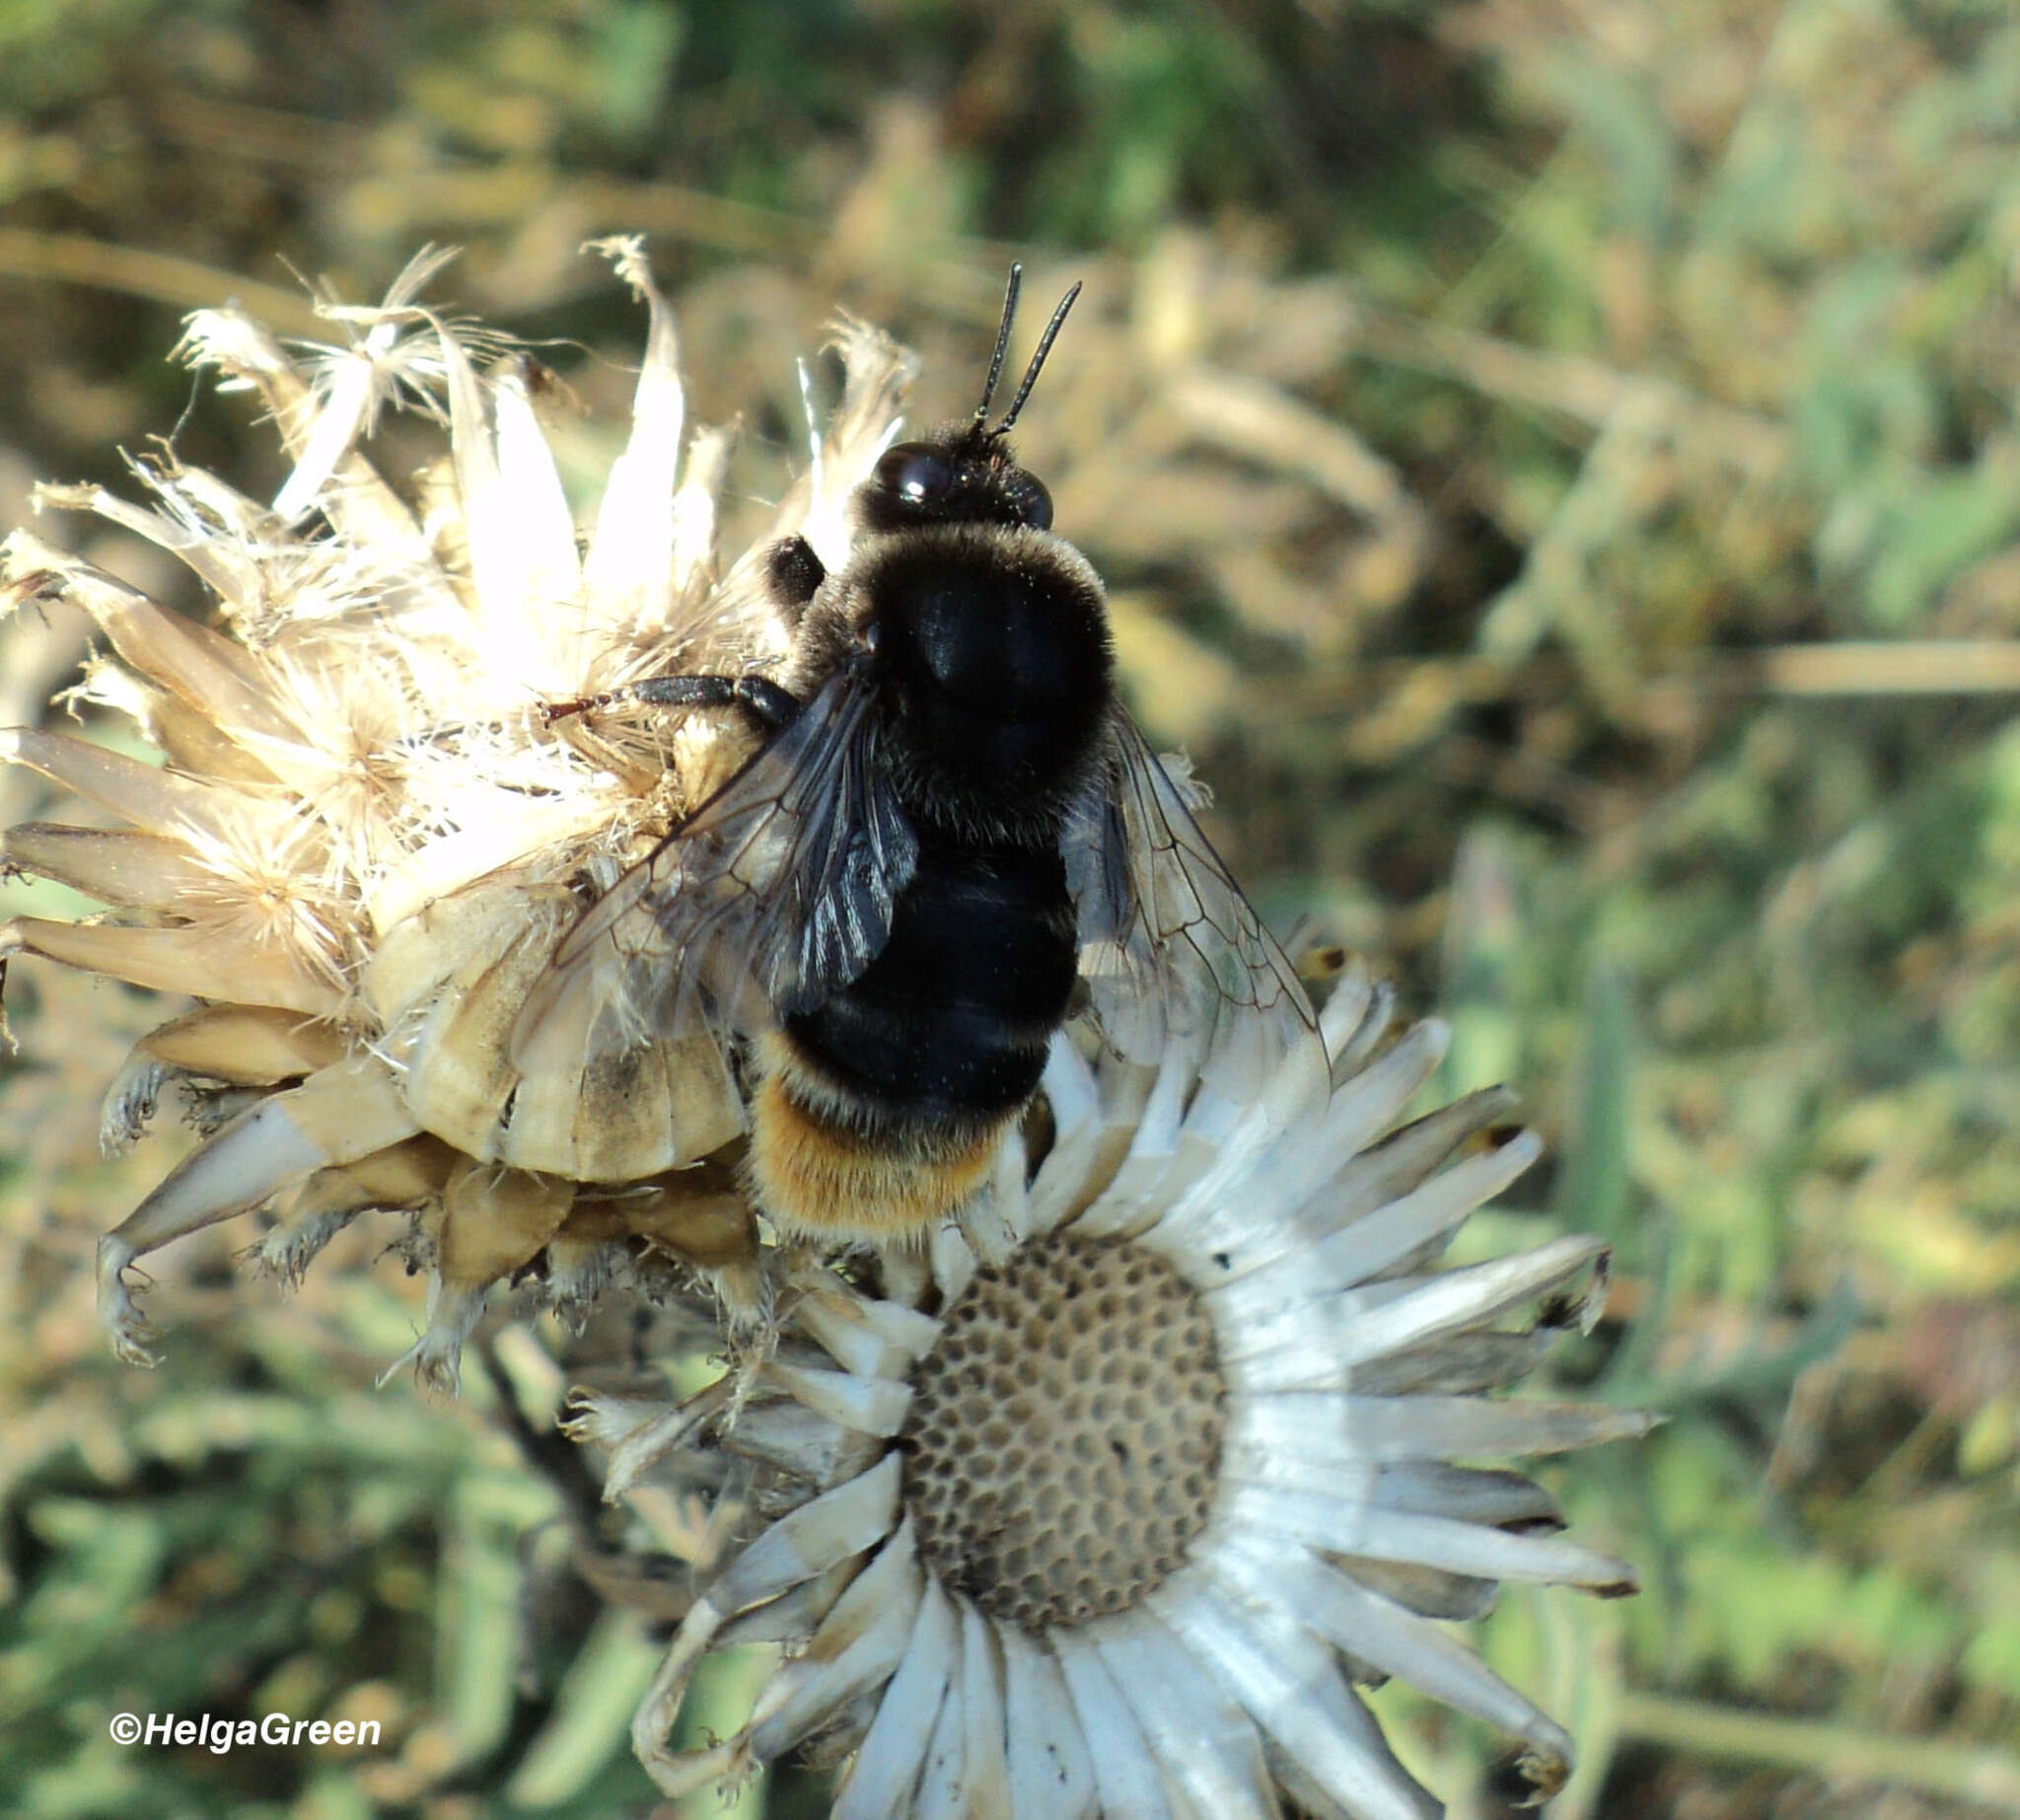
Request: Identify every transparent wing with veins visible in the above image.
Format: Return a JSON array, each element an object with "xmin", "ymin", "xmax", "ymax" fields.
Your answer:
[
  {"xmin": 1064, "ymin": 705, "xmax": 1326, "ymax": 1111},
  {"xmin": 511, "ymin": 668, "xmax": 918, "ymax": 1074}
]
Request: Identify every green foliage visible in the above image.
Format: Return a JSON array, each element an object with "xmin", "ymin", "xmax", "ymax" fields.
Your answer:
[{"xmin": 0, "ymin": 1323, "xmax": 667, "ymax": 1816}]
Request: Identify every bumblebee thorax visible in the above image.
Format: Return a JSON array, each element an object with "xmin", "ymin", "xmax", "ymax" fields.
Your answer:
[{"xmin": 839, "ymin": 528, "xmax": 1111, "ymax": 832}]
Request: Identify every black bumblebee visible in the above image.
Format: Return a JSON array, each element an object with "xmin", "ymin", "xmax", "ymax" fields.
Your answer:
[{"xmin": 519, "ymin": 270, "xmax": 1324, "ymax": 1244}]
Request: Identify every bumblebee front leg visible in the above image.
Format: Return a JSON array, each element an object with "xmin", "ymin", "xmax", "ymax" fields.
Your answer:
[
  {"xmin": 629, "ymin": 673, "xmax": 802, "ymax": 729},
  {"xmin": 764, "ymin": 534, "xmax": 826, "ymax": 617},
  {"xmin": 541, "ymin": 672, "xmax": 802, "ymax": 730}
]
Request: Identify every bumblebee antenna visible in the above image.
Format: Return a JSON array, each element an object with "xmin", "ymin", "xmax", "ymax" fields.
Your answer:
[
  {"xmin": 994, "ymin": 279, "xmax": 1082, "ymax": 435},
  {"xmin": 974, "ymin": 264, "xmax": 1023, "ymax": 426}
]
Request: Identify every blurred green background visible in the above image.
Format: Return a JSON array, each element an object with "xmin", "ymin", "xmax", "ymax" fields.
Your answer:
[{"xmin": 2, "ymin": 1, "xmax": 2019, "ymax": 1815}]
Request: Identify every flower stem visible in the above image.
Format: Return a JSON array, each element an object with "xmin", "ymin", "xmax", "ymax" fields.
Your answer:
[{"xmin": 1615, "ymin": 1691, "xmax": 2020, "ymax": 1806}]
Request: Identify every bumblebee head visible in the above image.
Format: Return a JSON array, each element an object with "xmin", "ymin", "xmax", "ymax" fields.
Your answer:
[
  {"xmin": 856, "ymin": 265, "xmax": 1080, "ymax": 537},
  {"xmin": 861, "ymin": 432, "xmax": 1052, "ymax": 533}
]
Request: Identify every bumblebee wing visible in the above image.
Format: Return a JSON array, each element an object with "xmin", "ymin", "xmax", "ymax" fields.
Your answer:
[
  {"xmin": 513, "ymin": 666, "xmax": 917, "ymax": 1067},
  {"xmin": 1064, "ymin": 705, "xmax": 1325, "ymax": 1107}
]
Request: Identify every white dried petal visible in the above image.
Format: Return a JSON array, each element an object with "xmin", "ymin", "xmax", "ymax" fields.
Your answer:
[{"xmin": 595, "ymin": 1010, "xmax": 1645, "ymax": 1813}]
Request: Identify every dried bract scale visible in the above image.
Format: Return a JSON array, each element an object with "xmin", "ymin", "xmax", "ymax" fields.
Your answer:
[
  {"xmin": 0, "ymin": 238, "xmax": 917, "ymax": 1387},
  {"xmin": 570, "ymin": 972, "xmax": 1654, "ymax": 1816}
]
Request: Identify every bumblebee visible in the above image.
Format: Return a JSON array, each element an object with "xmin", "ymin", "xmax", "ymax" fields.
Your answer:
[{"xmin": 520, "ymin": 270, "xmax": 1324, "ymax": 1246}]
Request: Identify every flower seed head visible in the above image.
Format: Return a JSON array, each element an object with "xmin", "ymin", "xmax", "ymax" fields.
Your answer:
[{"xmin": 571, "ymin": 979, "xmax": 1653, "ymax": 1813}]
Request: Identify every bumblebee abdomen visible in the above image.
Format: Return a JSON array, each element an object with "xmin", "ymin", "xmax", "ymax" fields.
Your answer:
[
  {"xmin": 747, "ymin": 1056, "xmax": 1006, "ymax": 1246},
  {"xmin": 782, "ymin": 835, "xmax": 1077, "ymax": 1127},
  {"xmin": 751, "ymin": 836, "xmax": 1077, "ymax": 1244},
  {"xmin": 788, "ymin": 994, "xmax": 1050, "ymax": 1119}
]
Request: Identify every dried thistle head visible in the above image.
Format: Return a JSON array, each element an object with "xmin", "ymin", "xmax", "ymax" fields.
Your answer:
[{"xmin": 0, "ymin": 238, "xmax": 915, "ymax": 1389}]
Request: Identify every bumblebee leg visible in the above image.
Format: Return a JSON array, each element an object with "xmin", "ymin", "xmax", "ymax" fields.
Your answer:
[
  {"xmin": 541, "ymin": 673, "xmax": 802, "ymax": 729},
  {"xmin": 764, "ymin": 535, "xmax": 826, "ymax": 613},
  {"xmin": 630, "ymin": 673, "xmax": 802, "ymax": 729}
]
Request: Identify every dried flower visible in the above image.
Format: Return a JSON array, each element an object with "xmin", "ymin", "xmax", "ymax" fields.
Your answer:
[
  {"xmin": 0, "ymin": 239, "xmax": 912, "ymax": 1388},
  {"xmin": 571, "ymin": 977, "xmax": 1652, "ymax": 1814}
]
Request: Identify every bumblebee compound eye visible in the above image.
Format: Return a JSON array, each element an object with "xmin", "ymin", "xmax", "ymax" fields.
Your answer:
[{"xmin": 873, "ymin": 443, "xmax": 956, "ymax": 509}]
